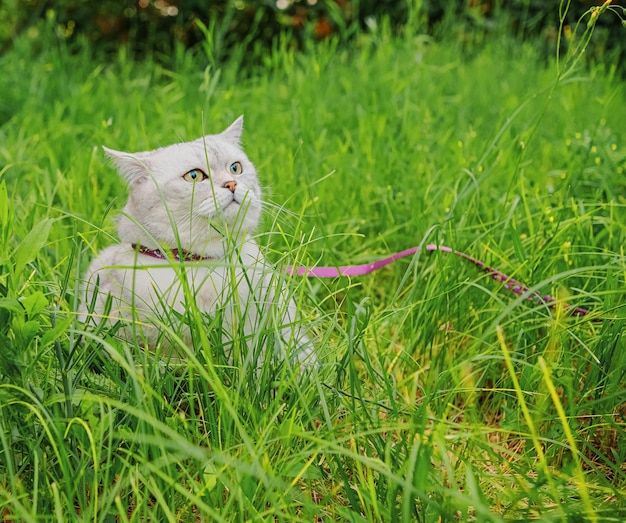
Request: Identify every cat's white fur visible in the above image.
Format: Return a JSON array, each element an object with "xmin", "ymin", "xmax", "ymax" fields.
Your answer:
[{"xmin": 80, "ymin": 116, "xmax": 314, "ymax": 367}]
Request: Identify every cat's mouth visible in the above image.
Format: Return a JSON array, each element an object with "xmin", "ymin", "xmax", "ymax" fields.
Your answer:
[
  {"xmin": 218, "ymin": 194, "xmax": 243, "ymax": 217},
  {"xmin": 228, "ymin": 189, "xmax": 251, "ymax": 208},
  {"xmin": 225, "ymin": 196, "xmax": 239, "ymax": 207},
  {"xmin": 216, "ymin": 188, "xmax": 253, "ymax": 217}
]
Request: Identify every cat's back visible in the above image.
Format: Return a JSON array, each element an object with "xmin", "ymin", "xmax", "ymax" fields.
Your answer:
[
  {"xmin": 82, "ymin": 240, "xmax": 268, "ymax": 317},
  {"xmin": 84, "ymin": 243, "xmax": 212, "ymax": 304},
  {"xmin": 83, "ymin": 244, "xmax": 166, "ymax": 310}
]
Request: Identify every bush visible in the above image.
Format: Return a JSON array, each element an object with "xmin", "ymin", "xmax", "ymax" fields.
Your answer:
[{"xmin": 2, "ymin": 1, "xmax": 625, "ymax": 68}]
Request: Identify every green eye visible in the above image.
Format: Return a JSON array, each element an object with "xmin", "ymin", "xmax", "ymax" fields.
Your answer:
[
  {"xmin": 229, "ymin": 161, "xmax": 243, "ymax": 175},
  {"xmin": 182, "ymin": 169, "xmax": 207, "ymax": 182}
]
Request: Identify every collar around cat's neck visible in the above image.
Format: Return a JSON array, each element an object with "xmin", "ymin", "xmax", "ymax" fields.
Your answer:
[{"xmin": 132, "ymin": 243, "xmax": 213, "ymax": 262}]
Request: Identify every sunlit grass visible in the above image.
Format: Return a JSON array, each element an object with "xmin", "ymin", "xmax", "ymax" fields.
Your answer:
[{"xmin": 0, "ymin": 10, "xmax": 625, "ymax": 522}]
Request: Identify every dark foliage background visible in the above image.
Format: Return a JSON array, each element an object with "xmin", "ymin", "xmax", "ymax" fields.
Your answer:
[{"xmin": 2, "ymin": 1, "xmax": 625, "ymax": 67}]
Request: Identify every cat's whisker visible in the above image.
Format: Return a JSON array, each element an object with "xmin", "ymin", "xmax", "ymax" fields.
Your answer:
[
  {"xmin": 193, "ymin": 200, "xmax": 218, "ymax": 220},
  {"xmin": 261, "ymin": 199, "xmax": 298, "ymax": 218}
]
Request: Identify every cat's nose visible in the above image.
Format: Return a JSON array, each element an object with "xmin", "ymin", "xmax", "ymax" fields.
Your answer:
[{"xmin": 223, "ymin": 180, "xmax": 237, "ymax": 193}]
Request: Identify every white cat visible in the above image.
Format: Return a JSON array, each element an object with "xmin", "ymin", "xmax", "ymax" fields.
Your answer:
[{"xmin": 80, "ymin": 116, "xmax": 314, "ymax": 368}]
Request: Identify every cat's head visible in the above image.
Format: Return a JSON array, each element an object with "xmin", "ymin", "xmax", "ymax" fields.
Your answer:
[{"xmin": 103, "ymin": 116, "xmax": 262, "ymax": 258}]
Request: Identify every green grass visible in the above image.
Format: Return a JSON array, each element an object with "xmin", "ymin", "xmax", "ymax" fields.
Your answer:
[{"xmin": 1, "ymin": 12, "xmax": 625, "ymax": 522}]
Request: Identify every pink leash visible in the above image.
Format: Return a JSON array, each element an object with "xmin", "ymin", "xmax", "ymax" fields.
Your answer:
[{"xmin": 287, "ymin": 244, "xmax": 597, "ymax": 319}]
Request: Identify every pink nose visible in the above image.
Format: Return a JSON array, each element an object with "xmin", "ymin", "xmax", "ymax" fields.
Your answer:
[{"xmin": 223, "ymin": 180, "xmax": 237, "ymax": 193}]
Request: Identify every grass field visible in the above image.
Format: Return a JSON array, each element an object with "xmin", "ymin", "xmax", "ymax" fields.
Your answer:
[{"xmin": 1, "ymin": 9, "xmax": 625, "ymax": 522}]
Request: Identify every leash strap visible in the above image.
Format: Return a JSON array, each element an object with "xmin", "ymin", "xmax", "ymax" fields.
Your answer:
[{"xmin": 287, "ymin": 244, "xmax": 597, "ymax": 318}]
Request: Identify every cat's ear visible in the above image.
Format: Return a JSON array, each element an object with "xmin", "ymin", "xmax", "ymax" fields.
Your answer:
[
  {"xmin": 102, "ymin": 146, "xmax": 150, "ymax": 183},
  {"xmin": 220, "ymin": 115, "xmax": 244, "ymax": 145}
]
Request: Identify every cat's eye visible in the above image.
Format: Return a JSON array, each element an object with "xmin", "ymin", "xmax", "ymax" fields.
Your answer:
[
  {"xmin": 229, "ymin": 161, "xmax": 243, "ymax": 175},
  {"xmin": 182, "ymin": 169, "xmax": 207, "ymax": 183}
]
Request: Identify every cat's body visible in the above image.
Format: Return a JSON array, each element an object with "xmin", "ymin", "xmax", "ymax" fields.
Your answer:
[{"xmin": 80, "ymin": 116, "xmax": 314, "ymax": 366}]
